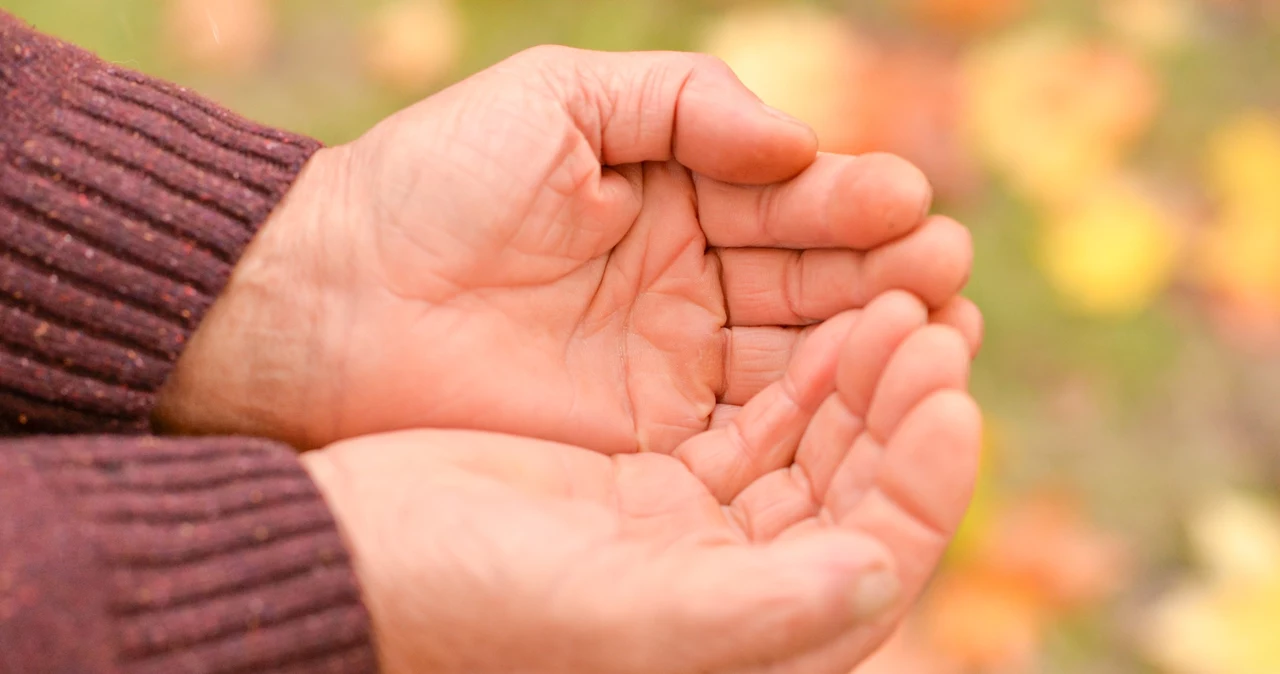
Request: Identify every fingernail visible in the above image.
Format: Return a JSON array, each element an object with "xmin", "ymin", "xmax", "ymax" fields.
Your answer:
[
  {"xmin": 760, "ymin": 102, "xmax": 807, "ymax": 127},
  {"xmin": 849, "ymin": 569, "xmax": 900, "ymax": 621},
  {"xmin": 919, "ymin": 182, "xmax": 935, "ymax": 221}
]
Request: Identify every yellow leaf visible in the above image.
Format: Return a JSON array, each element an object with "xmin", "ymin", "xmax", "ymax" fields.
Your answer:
[
  {"xmin": 698, "ymin": 6, "xmax": 870, "ymax": 153},
  {"xmin": 1205, "ymin": 111, "xmax": 1280, "ymax": 215},
  {"xmin": 363, "ymin": 0, "xmax": 464, "ymax": 94},
  {"xmin": 1144, "ymin": 493, "xmax": 1280, "ymax": 674},
  {"xmin": 1103, "ymin": 0, "xmax": 1196, "ymax": 52},
  {"xmin": 1189, "ymin": 493, "xmax": 1280, "ymax": 585},
  {"xmin": 1145, "ymin": 577, "xmax": 1280, "ymax": 674},
  {"xmin": 1039, "ymin": 181, "xmax": 1183, "ymax": 315},
  {"xmin": 164, "ymin": 0, "xmax": 274, "ymax": 73},
  {"xmin": 1197, "ymin": 114, "xmax": 1280, "ymax": 316},
  {"xmin": 963, "ymin": 30, "xmax": 1159, "ymax": 206}
]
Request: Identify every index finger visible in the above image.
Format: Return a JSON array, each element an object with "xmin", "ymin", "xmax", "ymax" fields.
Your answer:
[{"xmin": 695, "ymin": 152, "xmax": 934, "ymax": 249}]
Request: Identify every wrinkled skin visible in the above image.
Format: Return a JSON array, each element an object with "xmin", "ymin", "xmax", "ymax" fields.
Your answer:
[
  {"xmin": 156, "ymin": 46, "xmax": 979, "ymax": 453},
  {"xmin": 305, "ymin": 293, "xmax": 981, "ymax": 674}
]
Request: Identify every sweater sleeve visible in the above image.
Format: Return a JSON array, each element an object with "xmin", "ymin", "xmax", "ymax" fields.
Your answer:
[
  {"xmin": 0, "ymin": 10, "xmax": 322, "ymax": 435},
  {"xmin": 0, "ymin": 435, "xmax": 378, "ymax": 674}
]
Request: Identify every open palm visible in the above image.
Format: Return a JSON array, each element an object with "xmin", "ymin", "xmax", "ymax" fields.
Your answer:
[
  {"xmin": 307, "ymin": 293, "xmax": 979, "ymax": 674},
  {"xmin": 218, "ymin": 47, "xmax": 978, "ymax": 452}
]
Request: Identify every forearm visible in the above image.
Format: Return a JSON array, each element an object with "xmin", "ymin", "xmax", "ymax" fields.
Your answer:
[
  {"xmin": 0, "ymin": 434, "xmax": 377, "ymax": 673},
  {"xmin": 0, "ymin": 9, "xmax": 320, "ymax": 435}
]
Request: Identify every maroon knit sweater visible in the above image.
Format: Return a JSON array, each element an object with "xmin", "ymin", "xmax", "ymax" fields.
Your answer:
[{"xmin": 0, "ymin": 11, "xmax": 377, "ymax": 673}]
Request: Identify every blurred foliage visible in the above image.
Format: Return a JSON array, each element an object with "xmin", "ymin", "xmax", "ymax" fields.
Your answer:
[{"xmin": 5, "ymin": 0, "xmax": 1279, "ymax": 671}]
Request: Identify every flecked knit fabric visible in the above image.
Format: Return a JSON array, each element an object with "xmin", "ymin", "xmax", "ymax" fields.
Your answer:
[
  {"xmin": 0, "ymin": 10, "xmax": 321, "ymax": 434},
  {"xmin": 0, "ymin": 436, "xmax": 378, "ymax": 674},
  {"xmin": 1, "ymin": 11, "xmax": 378, "ymax": 674}
]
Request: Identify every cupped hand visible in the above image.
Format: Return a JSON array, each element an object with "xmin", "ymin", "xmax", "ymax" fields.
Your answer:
[
  {"xmin": 157, "ymin": 46, "xmax": 978, "ymax": 452},
  {"xmin": 302, "ymin": 293, "xmax": 980, "ymax": 674}
]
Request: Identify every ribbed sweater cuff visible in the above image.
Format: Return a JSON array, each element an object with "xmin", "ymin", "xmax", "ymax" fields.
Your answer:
[
  {"xmin": 0, "ymin": 12, "xmax": 322, "ymax": 433},
  {"xmin": 1, "ymin": 435, "xmax": 377, "ymax": 674}
]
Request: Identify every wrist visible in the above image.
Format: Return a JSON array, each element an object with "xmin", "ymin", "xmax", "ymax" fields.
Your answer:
[
  {"xmin": 153, "ymin": 148, "xmax": 351, "ymax": 449},
  {"xmin": 300, "ymin": 446, "xmax": 402, "ymax": 673}
]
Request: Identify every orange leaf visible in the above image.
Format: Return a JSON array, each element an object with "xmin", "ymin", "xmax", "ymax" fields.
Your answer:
[
  {"xmin": 855, "ymin": 622, "xmax": 963, "ymax": 674},
  {"xmin": 908, "ymin": 0, "xmax": 1030, "ymax": 33},
  {"xmin": 849, "ymin": 44, "xmax": 983, "ymax": 203},
  {"xmin": 920, "ymin": 568, "xmax": 1046, "ymax": 671},
  {"xmin": 981, "ymin": 493, "xmax": 1131, "ymax": 609}
]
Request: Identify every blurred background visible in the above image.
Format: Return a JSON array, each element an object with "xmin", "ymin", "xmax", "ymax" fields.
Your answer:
[{"xmin": 5, "ymin": 0, "xmax": 1278, "ymax": 671}]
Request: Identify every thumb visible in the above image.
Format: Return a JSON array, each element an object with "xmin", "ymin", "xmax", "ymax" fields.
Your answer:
[
  {"xmin": 615, "ymin": 531, "xmax": 901, "ymax": 673},
  {"xmin": 517, "ymin": 46, "xmax": 819, "ymax": 184}
]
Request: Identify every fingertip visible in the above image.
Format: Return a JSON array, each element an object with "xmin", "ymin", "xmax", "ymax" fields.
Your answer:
[
  {"xmin": 809, "ymin": 307, "xmax": 865, "ymax": 343},
  {"xmin": 897, "ymin": 389, "xmax": 984, "ymax": 488},
  {"xmin": 860, "ymin": 290, "xmax": 931, "ymax": 332},
  {"xmin": 865, "ymin": 324, "xmax": 972, "ymax": 439},
  {"xmin": 874, "ymin": 389, "xmax": 983, "ymax": 536},
  {"xmin": 931, "ymin": 297, "xmax": 984, "ymax": 357},
  {"xmin": 835, "ymin": 291, "xmax": 928, "ymax": 415},
  {"xmin": 780, "ymin": 312, "xmax": 871, "ymax": 410},
  {"xmin": 844, "ymin": 291, "xmax": 926, "ymax": 358},
  {"xmin": 673, "ymin": 63, "xmax": 819, "ymax": 184},
  {"xmin": 911, "ymin": 385, "xmax": 979, "ymax": 420},
  {"xmin": 758, "ymin": 102, "xmax": 822, "ymax": 160},
  {"xmin": 657, "ymin": 531, "xmax": 899, "ymax": 671},
  {"xmin": 767, "ymin": 530, "xmax": 900, "ymax": 624},
  {"xmin": 829, "ymin": 153, "xmax": 933, "ymax": 248},
  {"xmin": 850, "ymin": 567, "xmax": 903, "ymax": 623},
  {"xmin": 921, "ymin": 323, "xmax": 973, "ymax": 360},
  {"xmin": 900, "ymin": 324, "xmax": 974, "ymax": 383},
  {"xmin": 929, "ymin": 389, "xmax": 983, "ymax": 442},
  {"xmin": 859, "ymin": 215, "xmax": 973, "ymax": 311},
  {"xmin": 919, "ymin": 216, "xmax": 974, "ymax": 304}
]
